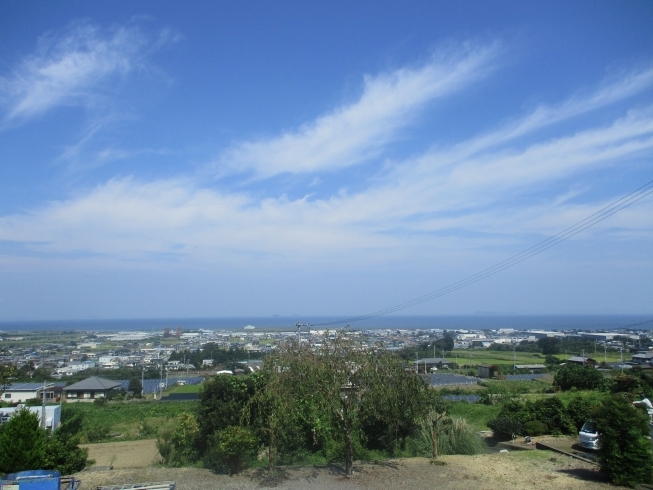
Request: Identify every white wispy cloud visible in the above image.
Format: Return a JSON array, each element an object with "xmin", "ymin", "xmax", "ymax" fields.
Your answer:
[
  {"xmin": 0, "ymin": 51, "xmax": 652, "ymax": 273},
  {"xmin": 0, "ymin": 21, "xmax": 177, "ymax": 126},
  {"xmin": 216, "ymin": 44, "xmax": 499, "ymax": 178}
]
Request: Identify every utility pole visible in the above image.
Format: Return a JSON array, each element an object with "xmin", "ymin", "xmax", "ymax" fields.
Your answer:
[
  {"xmin": 141, "ymin": 365, "xmax": 145, "ymax": 398},
  {"xmin": 41, "ymin": 379, "xmax": 46, "ymax": 429},
  {"xmin": 513, "ymin": 345, "xmax": 516, "ymax": 371},
  {"xmin": 295, "ymin": 323, "xmax": 311, "ymax": 346}
]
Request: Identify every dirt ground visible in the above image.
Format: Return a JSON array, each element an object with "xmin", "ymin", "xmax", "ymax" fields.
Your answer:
[
  {"xmin": 75, "ymin": 451, "xmax": 627, "ymax": 490},
  {"xmin": 81, "ymin": 439, "xmax": 160, "ymax": 469}
]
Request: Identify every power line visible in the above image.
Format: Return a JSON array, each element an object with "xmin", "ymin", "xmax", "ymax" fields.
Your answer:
[{"xmin": 313, "ymin": 179, "xmax": 653, "ymax": 327}]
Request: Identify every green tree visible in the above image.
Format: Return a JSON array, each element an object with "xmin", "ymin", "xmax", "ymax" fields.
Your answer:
[
  {"xmin": 595, "ymin": 394, "xmax": 653, "ymax": 487},
  {"xmin": 243, "ymin": 362, "xmax": 301, "ymax": 473},
  {"xmin": 43, "ymin": 429, "xmax": 91, "ymax": 475},
  {"xmin": 128, "ymin": 377, "xmax": 143, "ymax": 397},
  {"xmin": 0, "ymin": 409, "xmax": 47, "ymax": 474},
  {"xmin": 538, "ymin": 337, "xmax": 561, "ymax": 355},
  {"xmin": 273, "ymin": 332, "xmax": 433, "ymax": 476},
  {"xmin": 196, "ymin": 373, "xmax": 261, "ymax": 453},
  {"xmin": 554, "ymin": 364, "xmax": 605, "ymax": 391},
  {"xmin": 205, "ymin": 426, "xmax": 257, "ymax": 475},
  {"xmin": 156, "ymin": 413, "xmax": 200, "ymax": 467},
  {"xmin": 0, "ymin": 365, "xmax": 14, "ymax": 394}
]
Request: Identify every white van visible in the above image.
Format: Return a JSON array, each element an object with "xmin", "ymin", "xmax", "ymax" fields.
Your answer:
[{"xmin": 577, "ymin": 421, "xmax": 599, "ymax": 450}]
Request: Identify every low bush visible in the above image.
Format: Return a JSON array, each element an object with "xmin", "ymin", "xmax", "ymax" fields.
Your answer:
[
  {"xmin": 487, "ymin": 417, "xmax": 523, "ymax": 440},
  {"xmin": 523, "ymin": 421, "xmax": 547, "ymax": 436},
  {"xmin": 411, "ymin": 416, "xmax": 485, "ymax": 456},
  {"xmin": 156, "ymin": 413, "xmax": 199, "ymax": 467},
  {"xmin": 204, "ymin": 426, "xmax": 258, "ymax": 475}
]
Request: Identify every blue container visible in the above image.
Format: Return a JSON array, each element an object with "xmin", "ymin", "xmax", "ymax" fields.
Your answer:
[{"xmin": 0, "ymin": 470, "xmax": 60, "ymax": 490}]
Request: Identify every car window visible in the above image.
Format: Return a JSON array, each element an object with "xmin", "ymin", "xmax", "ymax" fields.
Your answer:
[{"xmin": 581, "ymin": 421, "xmax": 597, "ymax": 433}]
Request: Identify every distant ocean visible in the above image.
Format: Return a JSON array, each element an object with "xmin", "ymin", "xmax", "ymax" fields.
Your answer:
[{"xmin": 0, "ymin": 315, "xmax": 651, "ymax": 332}]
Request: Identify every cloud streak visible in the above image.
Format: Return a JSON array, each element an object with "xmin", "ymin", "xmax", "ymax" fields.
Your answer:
[
  {"xmin": 216, "ymin": 44, "xmax": 498, "ymax": 178},
  {"xmin": 0, "ymin": 46, "xmax": 652, "ymax": 276},
  {"xmin": 0, "ymin": 21, "xmax": 176, "ymax": 126}
]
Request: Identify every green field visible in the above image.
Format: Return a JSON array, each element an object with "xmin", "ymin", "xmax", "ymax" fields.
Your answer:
[
  {"xmin": 167, "ymin": 383, "xmax": 203, "ymax": 394},
  {"xmin": 449, "ymin": 348, "xmax": 625, "ymax": 366},
  {"xmin": 62, "ymin": 400, "xmax": 195, "ymax": 443}
]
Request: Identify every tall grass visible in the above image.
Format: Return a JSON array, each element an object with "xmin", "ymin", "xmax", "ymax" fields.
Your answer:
[{"xmin": 411, "ymin": 415, "xmax": 485, "ymax": 456}]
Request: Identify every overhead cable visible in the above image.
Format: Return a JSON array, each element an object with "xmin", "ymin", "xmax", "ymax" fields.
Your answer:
[{"xmin": 312, "ymin": 178, "xmax": 653, "ymax": 327}]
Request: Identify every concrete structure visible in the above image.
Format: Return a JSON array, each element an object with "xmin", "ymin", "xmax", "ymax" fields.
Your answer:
[{"xmin": 64, "ymin": 376, "xmax": 122, "ymax": 402}]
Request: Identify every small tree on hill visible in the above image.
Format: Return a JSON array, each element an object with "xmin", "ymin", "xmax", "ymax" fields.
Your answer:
[{"xmin": 595, "ymin": 394, "xmax": 653, "ymax": 487}]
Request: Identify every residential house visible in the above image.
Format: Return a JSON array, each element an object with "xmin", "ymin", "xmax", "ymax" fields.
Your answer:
[{"xmin": 63, "ymin": 376, "xmax": 122, "ymax": 402}]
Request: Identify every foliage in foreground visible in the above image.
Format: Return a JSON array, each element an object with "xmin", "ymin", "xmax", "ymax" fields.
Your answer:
[
  {"xmin": 0, "ymin": 409, "xmax": 92, "ymax": 475},
  {"xmin": 595, "ymin": 394, "xmax": 653, "ymax": 487},
  {"xmin": 411, "ymin": 416, "xmax": 485, "ymax": 456},
  {"xmin": 187, "ymin": 332, "xmax": 439, "ymax": 476}
]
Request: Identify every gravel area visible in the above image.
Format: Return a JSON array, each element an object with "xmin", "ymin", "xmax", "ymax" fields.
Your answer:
[{"xmin": 75, "ymin": 452, "xmax": 627, "ymax": 490}]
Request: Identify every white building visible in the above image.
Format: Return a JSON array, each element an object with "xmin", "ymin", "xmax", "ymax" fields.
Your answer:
[{"xmin": 0, "ymin": 405, "xmax": 61, "ymax": 432}]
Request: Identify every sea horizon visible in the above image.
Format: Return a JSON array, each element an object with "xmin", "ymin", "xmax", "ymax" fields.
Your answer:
[{"xmin": 0, "ymin": 314, "xmax": 651, "ymax": 333}]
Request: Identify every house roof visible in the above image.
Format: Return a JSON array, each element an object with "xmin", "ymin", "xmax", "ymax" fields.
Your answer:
[
  {"xmin": 5, "ymin": 382, "xmax": 66, "ymax": 392},
  {"xmin": 63, "ymin": 376, "xmax": 121, "ymax": 391},
  {"xmin": 568, "ymin": 356, "xmax": 596, "ymax": 363},
  {"xmin": 514, "ymin": 364, "xmax": 547, "ymax": 369}
]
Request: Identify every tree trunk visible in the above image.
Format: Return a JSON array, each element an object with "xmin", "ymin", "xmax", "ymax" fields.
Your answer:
[
  {"xmin": 432, "ymin": 426, "xmax": 438, "ymax": 459},
  {"xmin": 268, "ymin": 429, "xmax": 275, "ymax": 473},
  {"xmin": 344, "ymin": 428, "xmax": 353, "ymax": 476}
]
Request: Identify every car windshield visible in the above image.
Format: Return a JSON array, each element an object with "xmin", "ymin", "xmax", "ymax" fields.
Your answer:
[{"xmin": 581, "ymin": 421, "xmax": 597, "ymax": 433}]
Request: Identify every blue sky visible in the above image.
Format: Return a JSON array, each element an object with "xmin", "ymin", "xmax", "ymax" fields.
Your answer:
[{"xmin": 0, "ymin": 1, "xmax": 652, "ymax": 321}]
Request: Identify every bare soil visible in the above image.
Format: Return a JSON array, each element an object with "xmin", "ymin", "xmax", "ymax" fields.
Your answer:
[
  {"xmin": 75, "ymin": 451, "xmax": 627, "ymax": 490},
  {"xmin": 81, "ymin": 439, "xmax": 160, "ymax": 469}
]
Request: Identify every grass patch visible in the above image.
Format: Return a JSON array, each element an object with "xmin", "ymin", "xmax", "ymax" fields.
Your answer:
[
  {"xmin": 168, "ymin": 384, "xmax": 203, "ymax": 394},
  {"xmin": 63, "ymin": 400, "xmax": 194, "ymax": 443},
  {"xmin": 448, "ymin": 402, "xmax": 501, "ymax": 431}
]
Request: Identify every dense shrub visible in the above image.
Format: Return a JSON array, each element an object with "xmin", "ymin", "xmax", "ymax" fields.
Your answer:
[
  {"xmin": 205, "ymin": 426, "xmax": 258, "ymax": 475},
  {"xmin": 595, "ymin": 395, "xmax": 653, "ymax": 487},
  {"xmin": 554, "ymin": 364, "xmax": 606, "ymax": 391},
  {"xmin": 196, "ymin": 374, "xmax": 261, "ymax": 453},
  {"xmin": 530, "ymin": 397, "xmax": 573, "ymax": 435},
  {"xmin": 495, "ymin": 398, "xmax": 532, "ymax": 424},
  {"xmin": 156, "ymin": 413, "xmax": 199, "ymax": 467},
  {"xmin": 523, "ymin": 421, "xmax": 547, "ymax": 436},
  {"xmin": 566, "ymin": 396, "xmax": 594, "ymax": 431},
  {"xmin": 487, "ymin": 417, "xmax": 523, "ymax": 440},
  {"xmin": 610, "ymin": 374, "xmax": 642, "ymax": 395}
]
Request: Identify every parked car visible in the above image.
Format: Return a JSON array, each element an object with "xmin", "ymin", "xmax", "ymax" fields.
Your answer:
[{"xmin": 578, "ymin": 421, "xmax": 600, "ymax": 450}]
